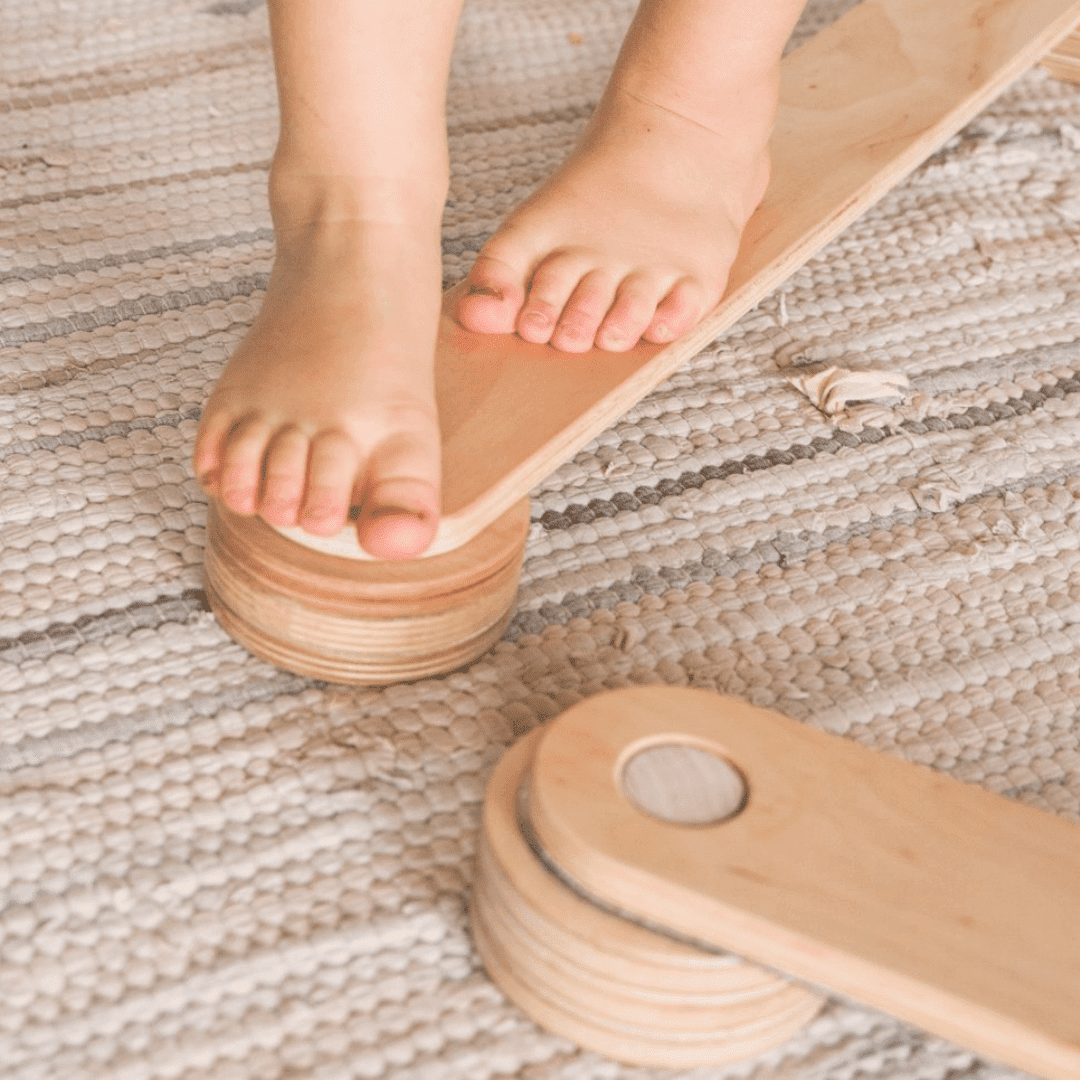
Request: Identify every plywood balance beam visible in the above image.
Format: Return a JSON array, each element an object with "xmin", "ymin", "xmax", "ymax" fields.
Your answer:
[
  {"xmin": 473, "ymin": 687, "xmax": 1080, "ymax": 1075},
  {"xmin": 278, "ymin": 0, "xmax": 1080, "ymax": 561}
]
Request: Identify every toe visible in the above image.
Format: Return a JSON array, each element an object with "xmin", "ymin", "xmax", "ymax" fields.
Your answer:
[
  {"xmin": 355, "ymin": 427, "xmax": 441, "ymax": 560},
  {"xmin": 359, "ymin": 479, "xmax": 439, "ymax": 560},
  {"xmin": 299, "ymin": 429, "xmax": 360, "ymax": 536},
  {"xmin": 193, "ymin": 407, "xmax": 240, "ymax": 497},
  {"xmin": 595, "ymin": 272, "xmax": 671, "ymax": 352},
  {"xmin": 456, "ymin": 253, "xmax": 527, "ymax": 335},
  {"xmin": 550, "ymin": 269, "xmax": 620, "ymax": 353},
  {"xmin": 258, "ymin": 425, "xmax": 310, "ymax": 527},
  {"xmin": 218, "ymin": 415, "xmax": 274, "ymax": 515},
  {"xmin": 644, "ymin": 277, "xmax": 711, "ymax": 345},
  {"xmin": 516, "ymin": 252, "xmax": 592, "ymax": 345}
]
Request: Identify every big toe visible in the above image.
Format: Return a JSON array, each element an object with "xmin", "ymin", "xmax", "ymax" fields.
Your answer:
[
  {"xmin": 355, "ymin": 425, "xmax": 441, "ymax": 559},
  {"xmin": 455, "ymin": 254, "xmax": 526, "ymax": 335},
  {"xmin": 357, "ymin": 478, "xmax": 439, "ymax": 560}
]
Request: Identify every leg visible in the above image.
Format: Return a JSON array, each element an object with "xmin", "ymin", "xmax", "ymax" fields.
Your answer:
[
  {"xmin": 194, "ymin": 0, "xmax": 463, "ymax": 559},
  {"xmin": 456, "ymin": 0, "xmax": 806, "ymax": 353}
]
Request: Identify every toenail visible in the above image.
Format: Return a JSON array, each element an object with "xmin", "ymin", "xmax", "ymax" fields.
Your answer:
[
  {"xmin": 370, "ymin": 504, "xmax": 430, "ymax": 520},
  {"xmin": 653, "ymin": 324, "xmax": 673, "ymax": 341},
  {"xmin": 468, "ymin": 284, "xmax": 502, "ymax": 298},
  {"xmin": 523, "ymin": 311, "xmax": 551, "ymax": 327}
]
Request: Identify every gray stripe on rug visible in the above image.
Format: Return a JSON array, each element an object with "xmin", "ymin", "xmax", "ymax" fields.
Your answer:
[
  {"xmin": 0, "ymin": 407, "xmax": 203, "ymax": 462},
  {"xmin": 0, "ymin": 276, "xmax": 267, "ymax": 346},
  {"xmin": 0, "ymin": 590, "xmax": 211, "ymax": 665},
  {"xmin": 0, "ymin": 229, "xmax": 273, "ymax": 285},
  {"xmin": 0, "ymin": 672, "xmax": 313, "ymax": 770},
  {"xmin": 511, "ymin": 462, "xmax": 1080, "ymax": 634},
  {"xmin": 0, "ymin": 159, "xmax": 270, "ymax": 211},
  {"xmin": 536, "ymin": 365, "xmax": 1080, "ymax": 530},
  {"xmin": 0, "ymin": 38, "xmax": 271, "ymax": 113},
  {"xmin": 0, "ymin": 334, "xmax": 235, "ymax": 396}
]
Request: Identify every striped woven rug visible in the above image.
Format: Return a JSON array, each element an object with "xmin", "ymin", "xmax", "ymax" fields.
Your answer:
[{"xmin": 2, "ymin": 1, "xmax": 1079, "ymax": 1077}]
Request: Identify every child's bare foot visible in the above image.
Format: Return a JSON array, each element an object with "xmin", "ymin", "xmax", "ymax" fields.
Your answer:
[
  {"xmin": 195, "ymin": 202, "xmax": 443, "ymax": 560},
  {"xmin": 455, "ymin": 0, "xmax": 808, "ymax": 354},
  {"xmin": 456, "ymin": 82, "xmax": 771, "ymax": 354},
  {"xmin": 194, "ymin": 0, "xmax": 468, "ymax": 560}
]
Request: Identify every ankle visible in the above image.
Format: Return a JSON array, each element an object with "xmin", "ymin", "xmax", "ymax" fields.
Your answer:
[
  {"xmin": 268, "ymin": 158, "xmax": 449, "ymax": 235},
  {"xmin": 608, "ymin": 65, "xmax": 780, "ymax": 156}
]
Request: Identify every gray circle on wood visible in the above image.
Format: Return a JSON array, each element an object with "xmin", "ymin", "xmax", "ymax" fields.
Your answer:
[{"xmin": 621, "ymin": 744, "xmax": 747, "ymax": 826}]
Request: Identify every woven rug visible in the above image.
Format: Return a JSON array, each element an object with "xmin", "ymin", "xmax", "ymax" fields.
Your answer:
[{"xmin": 2, "ymin": 1, "xmax": 1079, "ymax": 1077}]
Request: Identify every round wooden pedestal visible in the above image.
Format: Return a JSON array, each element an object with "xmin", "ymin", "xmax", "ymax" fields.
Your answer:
[
  {"xmin": 204, "ymin": 498, "xmax": 530, "ymax": 684},
  {"xmin": 471, "ymin": 730, "xmax": 825, "ymax": 1068}
]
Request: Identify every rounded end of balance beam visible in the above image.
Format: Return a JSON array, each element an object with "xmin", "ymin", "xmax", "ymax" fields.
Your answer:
[
  {"xmin": 471, "ymin": 727, "xmax": 825, "ymax": 1069},
  {"xmin": 203, "ymin": 497, "xmax": 530, "ymax": 684}
]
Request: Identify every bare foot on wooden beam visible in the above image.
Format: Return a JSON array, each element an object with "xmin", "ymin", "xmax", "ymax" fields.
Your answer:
[{"xmin": 455, "ymin": 0, "xmax": 804, "ymax": 354}]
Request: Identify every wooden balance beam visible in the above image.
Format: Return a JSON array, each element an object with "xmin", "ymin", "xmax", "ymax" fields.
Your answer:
[
  {"xmin": 472, "ymin": 686, "xmax": 1080, "ymax": 1074},
  {"xmin": 205, "ymin": 0, "xmax": 1080, "ymax": 684}
]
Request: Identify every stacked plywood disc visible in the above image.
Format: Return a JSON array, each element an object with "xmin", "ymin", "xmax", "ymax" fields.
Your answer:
[
  {"xmin": 471, "ymin": 730, "xmax": 825, "ymax": 1068},
  {"xmin": 204, "ymin": 498, "xmax": 530, "ymax": 684},
  {"xmin": 474, "ymin": 688, "xmax": 1080, "ymax": 1078}
]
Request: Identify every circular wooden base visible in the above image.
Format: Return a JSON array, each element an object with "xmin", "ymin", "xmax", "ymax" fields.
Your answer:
[
  {"xmin": 471, "ymin": 730, "xmax": 825, "ymax": 1068},
  {"xmin": 204, "ymin": 498, "xmax": 530, "ymax": 684}
]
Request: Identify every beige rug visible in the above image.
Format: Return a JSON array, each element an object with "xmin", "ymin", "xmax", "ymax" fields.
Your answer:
[{"xmin": 2, "ymin": 1, "xmax": 1079, "ymax": 1077}]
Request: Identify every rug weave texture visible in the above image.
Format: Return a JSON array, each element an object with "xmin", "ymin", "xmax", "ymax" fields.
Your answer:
[{"xmin": 2, "ymin": 1, "xmax": 1080, "ymax": 1078}]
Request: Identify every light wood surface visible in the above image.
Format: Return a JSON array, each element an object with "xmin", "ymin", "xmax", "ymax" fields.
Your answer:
[
  {"xmin": 470, "ymin": 729, "xmax": 824, "ymax": 1067},
  {"xmin": 204, "ymin": 497, "xmax": 529, "ymax": 682},
  {"xmin": 527, "ymin": 687, "xmax": 1080, "ymax": 1079},
  {"xmin": 1041, "ymin": 27, "xmax": 1080, "ymax": 81},
  {"xmin": 278, "ymin": 0, "xmax": 1080, "ymax": 562}
]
